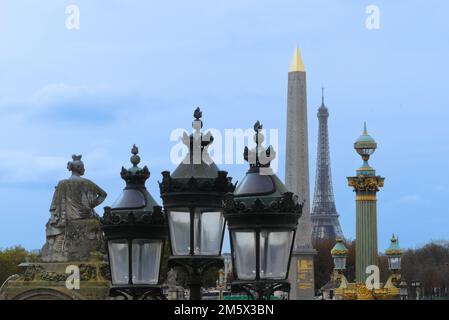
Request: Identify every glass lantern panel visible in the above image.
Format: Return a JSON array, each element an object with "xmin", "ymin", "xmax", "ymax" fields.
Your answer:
[
  {"xmin": 259, "ymin": 230, "xmax": 293, "ymax": 279},
  {"xmin": 132, "ymin": 239, "xmax": 163, "ymax": 285},
  {"xmin": 400, "ymin": 286, "xmax": 408, "ymax": 297},
  {"xmin": 194, "ymin": 210, "xmax": 224, "ymax": 255},
  {"xmin": 388, "ymin": 256, "xmax": 401, "ymax": 270},
  {"xmin": 108, "ymin": 240, "xmax": 129, "ymax": 285},
  {"xmin": 168, "ymin": 210, "xmax": 191, "ymax": 255},
  {"xmin": 334, "ymin": 256, "xmax": 347, "ymax": 270},
  {"xmin": 232, "ymin": 231, "xmax": 257, "ymax": 280},
  {"xmin": 362, "ymin": 148, "xmax": 375, "ymax": 155}
]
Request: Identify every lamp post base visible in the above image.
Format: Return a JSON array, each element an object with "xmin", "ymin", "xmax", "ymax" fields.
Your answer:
[
  {"xmin": 289, "ymin": 248, "xmax": 317, "ymax": 300},
  {"xmin": 109, "ymin": 285, "xmax": 166, "ymax": 300},
  {"xmin": 168, "ymin": 256, "xmax": 224, "ymax": 300},
  {"xmin": 334, "ymin": 282, "xmax": 400, "ymax": 300},
  {"xmin": 231, "ymin": 280, "xmax": 290, "ymax": 300}
]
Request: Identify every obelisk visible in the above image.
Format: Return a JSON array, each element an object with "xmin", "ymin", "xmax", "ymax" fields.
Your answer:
[{"xmin": 285, "ymin": 47, "xmax": 316, "ymax": 300}]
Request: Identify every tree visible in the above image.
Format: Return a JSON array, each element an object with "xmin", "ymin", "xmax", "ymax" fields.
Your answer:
[
  {"xmin": 313, "ymin": 238, "xmax": 334, "ymax": 290},
  {"xmin": 0, "ymin": 246, "xmax": 39, "ymax": 286},
  {"xmin": 313, "ymin": 238, "xmax": 355, "ymax": 290},
  {"xmin": 400, "ymin": 241, "xmax": 449, "ymax": 299}
]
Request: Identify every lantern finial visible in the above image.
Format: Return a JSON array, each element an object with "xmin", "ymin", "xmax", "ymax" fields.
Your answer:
[
  {"xmin": 130, "ymin": 144, "xmax": 141, "ymax": 167},
  {"xmin": 243, "ymin": 121, "xmax": 276, "ymax": 169},
  {"xmin": 119, "ymin": 145, "xmax": 150, "ymax": 185},
  {"xmin": 385, "ymin": 234, "xmax": 402, "ymax": 256}
]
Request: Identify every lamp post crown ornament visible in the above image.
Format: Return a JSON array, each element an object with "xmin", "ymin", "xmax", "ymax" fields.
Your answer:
[
  {"xmin": 102, "ymin": 145, "xmax": 162, "ymax": 226},
  {"xmin": 130, "ymin": 144, "xmax": 140, "ymax": 166},
  {"xmin": 120, "ymin": 144, "xmax": 150, "ymax": 185},
  {"xmin": 348, "ymin": 123, "xmax": 384, "ymax": 193},
  {"xmin": 226, "ymin": 121, "xmax": 303, "ymax": 216},
  {"xmin": 331, "ymin": 238, "xmax": 348, "ymax": 257},
  {"xmin": 354, "ymin": 122, "xmax": 378, "ymax": 176},
  {"xmin": 159, "ymin": 108, "xmax": 235, "ymax": 195},
  {"xmin": 225, "ymin": 120, "xmax": 303, "ymax": 223},
  {"xmin": 243, "ymin": 121, "xmax": 276, "ymax": 172},
  {"xmin": 354, "ymin": 122, "xmax": 377, "ymax": 154},
  {"xmin": 385, "ymin": 234, "xmax": 402, "ymax": 256},
  {"xmin": 183, "ymin": 107, "xmax": 213, "ymax": 160}
]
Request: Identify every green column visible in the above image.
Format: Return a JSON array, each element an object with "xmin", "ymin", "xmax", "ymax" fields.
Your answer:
[
  {"xmin": 354, "ymin": 191, "xmax": 379, "ymax": 283},
  {"xmin": 348, "ymin": 176, "xmax": 384, "ymax": 283}
]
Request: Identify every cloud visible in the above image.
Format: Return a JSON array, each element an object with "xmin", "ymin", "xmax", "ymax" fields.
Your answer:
[
  {"xmin": 0, "ymin": 83, "xmax": 176, "ymax": 187},
  {"xmin": 0, "ymin": 149, "xmax": 66, "ymax": 184},
  {"xmin": 0, "ymin": 84, "xmax": 125, "ymax": 185},
  {"xmin": 0, "ymin": 147, "xmax": 123, "ymax": 186},
  {"xmin": 0, "ymin": 83, "xmax": 143, "ymax": 126}
]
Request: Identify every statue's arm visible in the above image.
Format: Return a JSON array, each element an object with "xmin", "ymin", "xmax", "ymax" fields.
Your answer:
[
  {"xmin": 93, "ymin": 183, "xmax": 107, "ymax": 207},
  {"xmin": 48, "ymin": 184, "xmax": 64, "ymax": 226},
  {"xmin": 49, "ymin": 185, "xmax": 58, "ymax": 212}
]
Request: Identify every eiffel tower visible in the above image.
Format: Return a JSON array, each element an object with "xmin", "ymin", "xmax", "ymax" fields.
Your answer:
[{"xmin": 311, "ymin": 89, "xmax": 344, "ymax": 241}]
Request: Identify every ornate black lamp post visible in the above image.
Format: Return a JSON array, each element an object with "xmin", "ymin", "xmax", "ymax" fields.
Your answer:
[
  {"xmin": 101, "ymin": 145, "xmax": 168, "ymax": 300},
  {"xmin": 159, "ymin": 108, "xmax": 235, "ymax": 300},
  {"xmin": 224, "ymin": 122, "xmax": 302, "ymax": 300}
]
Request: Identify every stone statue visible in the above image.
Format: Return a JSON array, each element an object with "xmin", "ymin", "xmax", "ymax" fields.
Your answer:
[
  {"xmin": 41, "ymin": 155, "xmax": 107, "ymax": 262},
  {"xmin": 167, "ymin": 268, "xmax": 177, "ymax": 287}
]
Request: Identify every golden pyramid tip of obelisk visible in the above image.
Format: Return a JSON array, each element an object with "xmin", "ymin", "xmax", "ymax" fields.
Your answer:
[{"xmin": 289, "ymin": 47, "xmax": 305, "ymax": 72}]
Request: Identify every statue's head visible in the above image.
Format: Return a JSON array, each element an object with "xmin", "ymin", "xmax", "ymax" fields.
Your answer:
[{"xmin": 67, "ymin": 155, "xmax": 85, "ymax": 176}]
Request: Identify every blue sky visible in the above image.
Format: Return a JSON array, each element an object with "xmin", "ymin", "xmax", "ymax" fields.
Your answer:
[{"xmin": 0, "ymin": 0, "xmax": 448, "ymax": 252}]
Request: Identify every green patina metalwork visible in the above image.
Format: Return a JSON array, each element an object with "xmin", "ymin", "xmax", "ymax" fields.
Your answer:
[{"xmin": 348, "ymin": 123, "xmax": 384, "ymax": 284}]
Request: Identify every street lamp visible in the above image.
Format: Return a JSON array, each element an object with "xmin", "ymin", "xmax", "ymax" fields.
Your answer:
[
  {"xmin": 399, "ymin": 280, "xmax": 408, "ymax": 300},
  {"xmin": 411, "ymin": 280, "xmax": 422, "ymax": 300},
  {"xmin": 444, "ymin": 262, "xmax": 449, "ymax": 298},
  {"xmin": 325, "ymin": 238, "xmax": 349, "ymax": 300},
  {"xmin": 383, "ymin": 234, "xmax": 404, "ymax": 299},
  {"xmin": 159, "ymin": 108, "xmax": 235, "ymax": 300},
  {"xmin": 385, "ymin": 234, "xmax": 402, "ymax": 273},
  {"xmin": 331, "ymin": 238, "xmax": 348, "ymax": 272},
  {"xmin": 101, "ymin": 145, "xmax": 168, "ymax": 300},
  {"xmin": 224, "ymin": 121, "xmax": 302, "ymax": 300}
]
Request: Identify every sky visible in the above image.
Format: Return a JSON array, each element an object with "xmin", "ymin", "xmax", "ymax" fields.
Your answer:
[{"xmin": 0, "ymin": 0, "xmax": 448, "ymax": 252}]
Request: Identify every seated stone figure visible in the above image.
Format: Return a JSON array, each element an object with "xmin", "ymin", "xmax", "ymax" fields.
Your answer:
[{"xmin": 41, "ymin": 155, "xmax": 107, "ymax": 262}]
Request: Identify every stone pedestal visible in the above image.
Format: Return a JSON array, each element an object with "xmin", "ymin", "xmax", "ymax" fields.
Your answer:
[
  {"xmin": 0, "ymin": 260, "xmax": 110, "ymax": 300},
  {"xmin": 289, "ymin": 248, "xmax": 316, "ymax": 300},
  {"xmin": 42, "ymin": 219, "xmax": 104, "ymax": 263}
]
